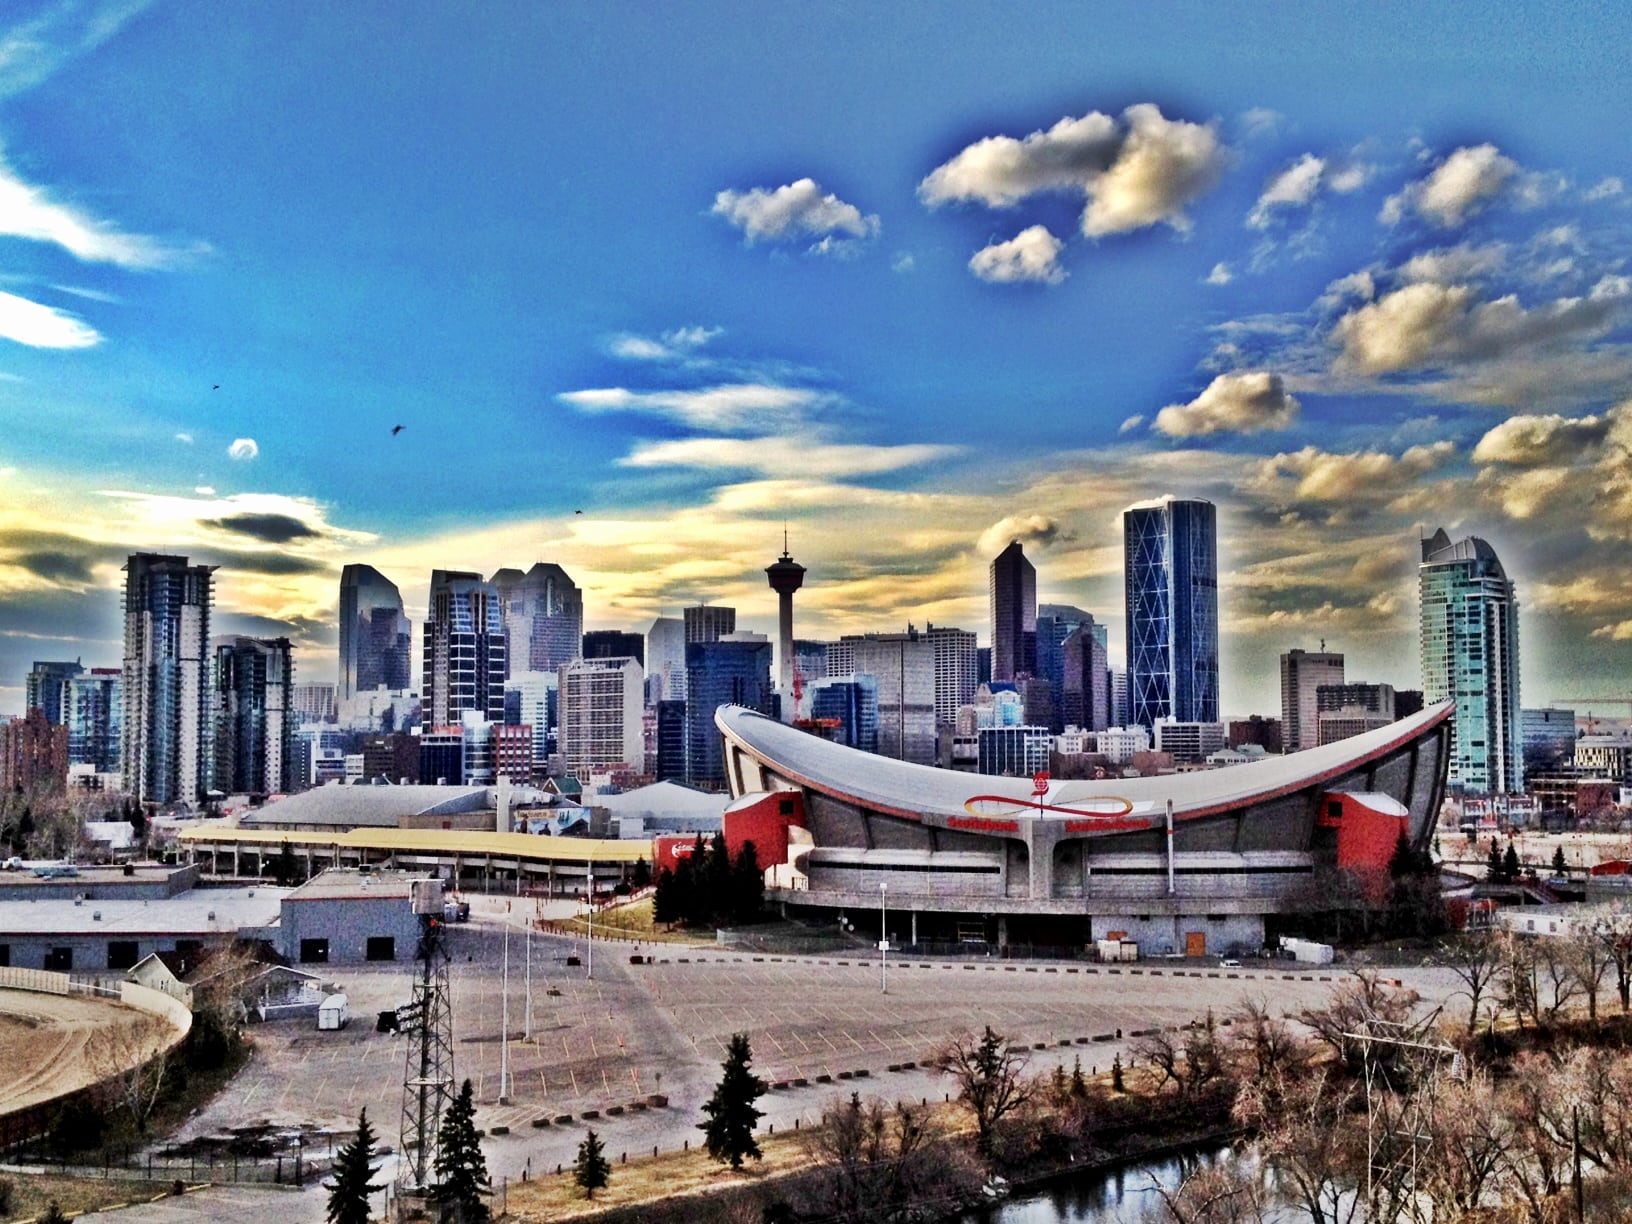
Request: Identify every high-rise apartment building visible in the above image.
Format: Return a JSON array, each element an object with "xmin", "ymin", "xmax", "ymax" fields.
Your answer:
[
  {"xmin": 290, "ymin": 683, "xmax": 336, "ymax": 724},
  {"xmin": 645, "ymin": 617, "xmax": 687, "ymax": 703},
  {"xmin": 64, "ymin": 668, "xmax": 122, "ymax": 775},
  {"xmin": 1419, "ymin": 528, "xmax": 1522, "ymax": 795},
  {"xmin": 684, "ymin": 635, "xmax": 774, "ymax": 789},
  {"xmin": 122, "ymin": 553, "xmax": 214, "ymax": 806},
  {"xmin": 423, "ymin": 570, "xmax": 507, "ymax": 727},
  {"xmin": 491, "ymin": 563, "xmax": 582, "ymax": 675},
  {"xmin": 504, "ymin": 670, "xmax": 557, "ymax": 772},
  {"xmin": 338, "ymin": 564, "xmax": 412, "ymax": 700},
  {"xmin": 25, "ymin": 660, "xmax": 83, "ymax": 725},
  {"xmin": 0, "ymin": 708, "xmax": 67, "ymax": 794},
  {"xmin": 558, "ymin": 656, "xmax": 645, "ymax": 778},
  {"xmin": 211, "ymin": 636, "xmax": 294, "ymax": 795},
  {"xmin": 683, "ymin": 604, "xmax": 736, "ymax": 644},
  {"xmin": 654, "ymin": 699, "xmax": 687, "ymax": 782},
  {"xmin": 1124, "ymin": 497, "xmax": 1219, "ymax": 729},
  {"xmin": 926, "ymin": 624, "xmax": 978, "ymax": 728},
  {"xmin": 989, "ymin": 541, "xmax": 1037, "ymax": 683},
  {"xmin": 1280, "ymin": 648, "xmax": 1345, "ymax": 753}
]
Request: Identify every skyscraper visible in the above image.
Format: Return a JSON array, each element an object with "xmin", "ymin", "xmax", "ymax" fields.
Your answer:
[
  {"xmin": 1280, "ymin": 648, "xmax": 1345, "ymax": 753},
  {"xmin": 24, "ymin": 660, "xmax": 83, "ymax": 725},
  {"xmin": 557, "ymin": 656, "xmax": 645, "ymax": 778},
  {"xmin": 645, "ymin": 617, "xmax": 687, "ymax": 703},
  {"xmin": 832, "ymin": 633, "xmax": 937, "ymax": 764},
  {"xmin": 926, "ymin": 624, "xmax": 978, "ymax": 728},
  {"xmin": 1060, "ymin": 624, "xmax": 1110, "ymax": 731},
  {"xmin": 211, "ymin": 636, "xmax": 295, "ymax": 794},
  {"xmin": 491, "ymin": 563, "xmax": 582, "ymax": 675},
  {"xmin": 684, "ymin": 635, "xmax": 774, "ymax": 789},
  {"xmin": 1124, "ymin": 497, "xmax": 1219, "ymax": 729},
  {"xmin": 122, "ymin": 553, "xmax": 215, "ymax": 806},
  {"xmin": 423, "ymin": 570, "xmax": 507, "ymax": 727},
  {"xmin": 683, "ymin": 604, "xmax": 736, "ymax": 643},
  {"xmin": 64, "ymin": 668, "xmax": 122, "ymax": 775},
  {"xmin": 338, "ymin": 564, "xmax": 412, "ymax": 700},
  {"xmin": 1419, "ymin": 528, "xmax": 1522, "ymax": 795},
  {"xmin": 582, "ymin": 630, "xmax": 645, "ymax": 664},
  {"xmin": 989, "ymin": 541, "xmax": 1036, "ymax": 683}
]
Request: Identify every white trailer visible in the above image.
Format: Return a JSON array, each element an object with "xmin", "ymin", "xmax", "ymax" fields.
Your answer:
[{"xmin": 317, "ymin": 993, "xmax": 349, "ymax": 1030}]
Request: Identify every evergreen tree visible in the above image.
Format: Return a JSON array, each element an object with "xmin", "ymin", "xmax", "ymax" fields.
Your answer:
[
  {"xmin": 705, "ymin": 830, "xmax": 733, "ymax": 925},
  {"xmin": 1069, "ymin": 1055, "xmax": 1089, "ymax": 1101},
  {"xmin": 699, "ymin": 1032, "xmax": 766, "ymax": 1168},
  {"xmin": 434, "ymin": 1079, "xmax": 489, "ymax": 1222},
  {"xmin": 1553, "ymin": 846, "xmax": 1567, "ymax": 877},
  {"xmin": 1388, "ymin": 830, "xmax": 1416, "ymax": 880},
  {"xmin": 731, "ymin": 841, "xmax": 763, "ymax": 925},
  {"xmin": 326, "ymin": 1107, "xmax": 383, "ymax": 1224},
  {"xmin": 573, "ymin": 1128, "xmax": 611, "ymax": 1199},
  {"xmin": 1111, "ymin": 1054, "xmax": 1125, "ymax": 1093},
  {"xmin": 274, "ymin": 842, "xmax": 300, "ymax": 887},
  {"xmin": 127, "ymin": 801, "xmax": 147, "ymax": 845},
  {"xmin": 652, "ymin": 866, "xmax": 680, "ymax": 924},
  {"xmin": 1486, "ymin": 840, "xmax": 1503, "ymax": 882},
  {"xmin": 631, "ymin": 856, "xmax": 652, "ymax": 889},
  {"xmin": 1503, "ymin": 843, "xmax": 1521, "ymax": 883},
  {"xmin": 682, "ymin": 835, "xmax": 710, "ymax": 927}
]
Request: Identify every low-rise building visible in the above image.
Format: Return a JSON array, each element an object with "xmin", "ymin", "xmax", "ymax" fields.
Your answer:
[{"xmin": 277, "ymin": 868, "xmax": 426, "ymax": 966}]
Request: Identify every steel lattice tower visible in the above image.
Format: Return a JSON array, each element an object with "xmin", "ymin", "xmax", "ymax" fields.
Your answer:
[{"xmin": 399, "ymin": 907, "xmax": 455, "ymax": 1195}]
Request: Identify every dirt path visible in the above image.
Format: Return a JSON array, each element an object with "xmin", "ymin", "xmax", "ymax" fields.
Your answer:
[{"xmin": 0, "ymin": 988, "xmax": 182, "ymax": 1116}]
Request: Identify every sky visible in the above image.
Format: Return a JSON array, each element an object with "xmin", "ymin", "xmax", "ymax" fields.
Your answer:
[{"xmin": 2, "ymin": 1, "xmax": 1631, "ymax": 718}]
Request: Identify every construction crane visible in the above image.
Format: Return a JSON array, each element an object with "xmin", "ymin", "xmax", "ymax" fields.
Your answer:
[{"xmin": 1550, "ymin": 695, "xmax": 1632, "ymax": 732}]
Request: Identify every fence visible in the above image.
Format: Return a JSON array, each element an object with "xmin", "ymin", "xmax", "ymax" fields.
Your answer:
[{"xmin": 7, "ymin": 1137, "xmax": 348, "ymax": 1187}]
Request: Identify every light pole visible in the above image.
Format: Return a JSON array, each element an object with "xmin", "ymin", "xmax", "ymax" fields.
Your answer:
[
  {"xmin": 879, "ymin": 881, "xmax": 888, "ymax": 994},
  {"xmin": 586, "ymin": 857, "xmax": 594, "ymax": 981}
]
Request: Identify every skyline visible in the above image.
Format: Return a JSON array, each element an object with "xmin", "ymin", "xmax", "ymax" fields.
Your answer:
[{"xmin": 2, "ymin": 3, "xmax": 1631, "ymax": 716}]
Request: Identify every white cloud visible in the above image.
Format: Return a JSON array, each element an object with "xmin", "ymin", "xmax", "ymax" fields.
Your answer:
[
  {"xmin": 1238, "ymin": 108, "xmax": 1283, "ymax": 140},
  {"xmin": 891, "ymin": 252, "xmax": 916, "ymax": 274},
  {"xmin": 608, "ymin": 325, "xmax": 722, "ymax": 362},
  {"xmin": 1585, "ymin": 177, "xmax": 1624, "ymax": 202},
  {"xmin": 1317, "ymin": 269, "xmax": 1376, "ymax": 310},
  {"xmin": 0, "ymin": 288, "xmax": 100, "ymax": 348},
  {"xmin": 1205, "ymin": 262, "xmax": 1232, "ymax": 286},
  {"xmin": 558, "ymin": 383, "xmax": 820, "ymax": 432},
  {"xmin": 227, "ymin": 438, "xmax": 259, "ymax": 461},
  {"xmin": 919, "ymin": 103, "xmax": 1227, "ymax": 238},
  {"xmin": 193, "ymin": 485, "xmax": 215, "ymax": 496},
  {"xmin": 968, "ymin": 225, "xmax": 1066, "ymax": 284},
  {"xmin": 1119, "ymin": 414, "xmax": 1145, "ymax": 433},
  {"xmin": 1247, "ymin": 154, "xmax": 1325, "ymax": 228},
  {"xmin": 977, "ymin": 514, "xmax": 1059, "ymax": 557},
  {"xmin": 711, "ymin": 178, "xmax": 879, "ymax": 248},
  {"xmin": 1247, "ymin": 441, "xmax": 1457, "ymax": 502},
  {"xmin": 0, "ymin": 1, "xmax": 150, "ymax": 101},
  {"xmin": 1397, "ymin": 242, "xmax": 1508, "ymax": 284},
  {"xmin": 1153, "ymin": 371, "xmax": 1300, "ymax": 437},
  {"xmin": 174, "ymin": 432, "xmax": 194, "ymax": 444},
  {"xmin": 1331, "ymin": 276, "xmax": 1631, "ymax": 375},
  {"xmin": 619, "ymin": 434, "xmax": 959, "ymax": 478},
  {"xmin": 1380, "ymin": 143, "xmax": 1518, "ymax": 228},
  {"xmin": 0, "ymin": 151, "xmax": 201, "ymax": 268},
  {"xmin": 1470, "ymin": 412, "xmax": 1611, "ymax": 467}
]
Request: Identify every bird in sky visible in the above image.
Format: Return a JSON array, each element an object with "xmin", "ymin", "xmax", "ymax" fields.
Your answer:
[
  {"xmin": 391, "ymin": 424, "xmax": 404, "ymax": 436},
  {"xmin": 574, "ymin": 509, "xmax": 583, "ymax": 515},
  {"xmin": 212, "ymin": 384, "xmax": 220, "ymax": 390}
]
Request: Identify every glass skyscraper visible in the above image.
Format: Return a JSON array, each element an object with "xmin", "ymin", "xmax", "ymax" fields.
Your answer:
[
  {"xmin": 989, "ymin": 541, "xmax": 1036, "ymax": 683},
  {"xmin": 1419, "ymin": 528, "xmax": 1522, "ymax": 795},
  {"xmin": 423, "ymin": 570, "xmax": 508, "ymax": 727},
  {"xmin": 122, "ymin": 553, "xmax": 215, "ymax": 805},
  {"xmin": 491, "ymin": 563, "xmax": 583, "ymax": 675},
  {"xmin": 65, "ymin": 668, "xmax": 122, "ymax": 774},
  {"xmin": 683, "ymin": 636, "xmax": 775, "ymax": 789},
  {"xmin": 211, "ymin": 636, "xmax": 295, "ymax": 794},
  {"xmin": 1123, "ymin": 497, "xmax": 1219, "ymax": 729},
  {"xmin": 338, "ymin": 564, "xmax": 412, "ymax": 699}
]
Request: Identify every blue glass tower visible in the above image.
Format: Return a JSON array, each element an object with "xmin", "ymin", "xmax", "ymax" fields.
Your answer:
[
  {"xmin": 684, "ymin": 637, "xmax": 776, "ymax": 789},
  {"xmin": 1123, "ymin": 498, "xmax": 1219, "ymax": 729}
]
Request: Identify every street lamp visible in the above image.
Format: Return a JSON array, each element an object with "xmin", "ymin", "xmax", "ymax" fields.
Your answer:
[
  {"xmin": 586, "ymin": 857, "xmax": 594, "ymax": 981},
  {"xmin": 879, "ymin": 881, "xmax": 888, "ymax": 994}
]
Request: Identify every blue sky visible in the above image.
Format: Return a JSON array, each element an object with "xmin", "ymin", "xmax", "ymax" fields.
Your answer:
[{"xmin": 2, "ymin": 0, "xmax": 1631, "ymax": 716}]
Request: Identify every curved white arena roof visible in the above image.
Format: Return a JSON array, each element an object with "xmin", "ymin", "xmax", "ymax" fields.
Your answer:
[{"xmin": 716, "ymin": 701, "xmax": 1452, "ymax": 825}]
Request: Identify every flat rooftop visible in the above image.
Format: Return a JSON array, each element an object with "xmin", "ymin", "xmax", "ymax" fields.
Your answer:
[
  {"xmin": 241, "ymin": 783, "xmax": 490, "ymax": 829},
  {"xmin": 0, "ymin": 886, "xmax": 288, "ymax": 938},
  {"xmin": 284, "ymin": 869, "xmax": 425, "ymax": 902}
]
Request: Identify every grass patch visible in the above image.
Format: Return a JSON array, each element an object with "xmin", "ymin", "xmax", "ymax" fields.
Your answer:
[
  {"xmin": 544, "ymin": 898, "xmax": 714, "ymax": 946},
  {"xmin": 0, "ymin": 1173, "xmax": 181, "ymax": 1220}
]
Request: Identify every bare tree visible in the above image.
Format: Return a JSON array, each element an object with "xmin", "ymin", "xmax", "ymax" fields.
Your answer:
[
  {"xmin": 86, "ymin": 1015, "xmax": 175, "ymax": 1133},
  {"xmin": 1299, "ymin": 971, "xmax": 1420, "ymax": 1073},
  {"xmin": 1228, "ymin": 996, "xmax": 1312, "ymax": 1093},
  {"xmin": 1497, "ymin": 931, "xmax": 1541, "ymax": 1030},
  {"xmin": 936, "ymin": 1026, "xmax": 1033, "ymax": 1158},
  {"xmin": 1593, "ymin": 906, "xmax": 1632, "ymax": 1015},
  {"xmin": 1232, "ymin": 1067, "xmax": 1363, "ymax": 1224},
  {"xmin": 1562, "ymin": 922, "xmax": 1614, "ymax": 1023},
  {"xmin": 1535, "ymin": 938, "xmax": 1583, "ymax": 1026},
  {"xmin": 806, "ymin": 1092, "xmax": 941, "ymax": 1219},
  {"xmin": 1439, "ymin": 931, "xmax": 1503, "ymax": 1035},
  {"xmin": 1418, "ymin": 1070, "xmax": 1512, "ymax": 1220},
  {"xmin": 1150, "ymin": 1161, "xmax": 1267, "ymax": 1224}
]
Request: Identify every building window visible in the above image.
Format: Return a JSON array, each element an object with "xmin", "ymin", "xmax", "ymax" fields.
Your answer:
[
  {"xmin": 0, "ymin": 944, "xmax": 9, "ymax": 967},
  {"xmin": 366, "ymin": 936, "xmax": 396, "ymax": 962},
  {"xmin": 780, "ymin": 798, "xmax": 795, "ymax": 816},
  {"xmin": 44, "ymin": 946, "xmax": 73, "ymax": 971},
  {"xmin": 107, "ymin": 941, "xmax": 140, "ymax": 971},
  {"xmin": 300, "ymin": 938, "xmax": 330, "ymax": 964}
]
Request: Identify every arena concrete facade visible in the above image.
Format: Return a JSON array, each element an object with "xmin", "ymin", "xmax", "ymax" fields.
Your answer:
[{"xmin": 715, "ymin": 701, "xmax": 1453, "ymax": 955}]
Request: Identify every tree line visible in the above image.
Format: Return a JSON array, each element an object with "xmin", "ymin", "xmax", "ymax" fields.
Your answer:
[{"xmin": 651, "ymin": 831, "xmax": 764, "ymax": 928}]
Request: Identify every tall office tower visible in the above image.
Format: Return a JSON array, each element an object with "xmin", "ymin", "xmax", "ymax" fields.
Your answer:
[
  {"xmin": 491, "ymin": 563, "xmax": 582, "ymax": 675},
  {"xmin": 645, "ymin": 617, "xmax": 687, "ymax": 703},
  {"xmin": 839, "ymin": 633, "xmax": 937, "ymax": 764},
  {"xmin": 654, "ymin": 699, "xmax": 687, "ymax": 781},
  {"xmin": 0, "ymin": 708, "xmax": 67, "ymax": 793},
  {"xmin": 1123, "ymin": 497, "xmax": 1219, "ymax": 729},
  {"xmin": 1037, "ymin": 605, "xmax": 1101, "ymax": 734},
  {"xmin": 976, "ymin": 646, "xmax": 992, "ymax": 687},
  {"xmin": 211, "ymin": 636, "xmax": 294, "ymax": 794},
  {"xmin": 504, "ymin": 670, "xmax": 557, "ymax": 773},
  {"xmin": 423, "ymin": 570, "xmax": 507, "ymax": 728},
  {"xmin": 338, "ymin": 564, "xmax": 412, "ymax": 700},
  {"xmin": 290, "ymin": 683, "xmax": 336, "ymax": 724},
  {"xmin": 122, "ymin": 554, "xmax": 215, "ymax": 806},
  {"xmin": 1522, "ymin": 707, "xmax": 1577, "ymax": 775},
  {"xmin": 558, "ymin": 656, "xmax": 645, "ymax": 778},
  {"xmin": 926, "ymin": 624, "xmax": 978, "ymax": 728},
  {"xmin": 25, "ymin": 660, "xmax": 83, "ymax": 724},
  {"xmin": 1420, "ymin": 527, "xmax": 1522, "ymax": 795},
  {"xmin": 583, "ymin": 630, "xmax": 645, "ymax": 664},
  {"xmin": 1061, "ymin": 624, "xmax": 1110, "ymax": 731},
  {"xmin": 793, "ymin": 640, "xmax": 829, "ymax": 686},
  {"xmin": 811, "ymin": 675, "xmax": 881, "ymax": 753},
  {"xmin": 64, "ymin": 668, "xmax": 122, "ymax": 774},
  {"xmin": 684, "ymin": 635, "xmax": 775, "ymax": 789},
  {"xmin": 1280, "ymin": 648, "xmax": 1345, "ymax": 753},
  {"xmin": 989, "ymin": 541, "xmax": 1037, "ymax": 683},
  {"xmin": 1110, "ymin": 668, "xmax": 1129, "ymax": 727},
  {"xmin": 764, "ymin": 539, "xmax": 807, "ymax": 695},
  {"xmin": 684, "ymin": 604, "xmax": 736, "ymax": 644}
]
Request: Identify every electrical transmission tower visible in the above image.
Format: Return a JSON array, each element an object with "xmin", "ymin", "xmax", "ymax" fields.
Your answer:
[{"xmin": 399, "ymin": 880, "xmax": 456, "ymax": 1202}]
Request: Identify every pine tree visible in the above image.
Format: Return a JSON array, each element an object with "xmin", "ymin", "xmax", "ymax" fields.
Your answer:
[
  {"xmin": 732, "ymin": 841, "xmax": 763, "ymax": 925},
  {"xmin": 705, "ymin": 831, "xmax": 733, "ymax": 925},
  {"xmin": 1553, "ymin": 846, "xmax": 1567, "ymax": 877},
  {"xmin": 652, "ymin": 866, "xmax": 679, "ymax": 924},
  {"xmin": 682, "ymin": 835, "xmax": 710, "ymax": 927},
  {"xmin": 274, "ymin": 842, "xmax": 300, "ymax": 887},
  {"xmin": 326, "ymin": 1107, "xmax": 383, "ymax": 1224},
  {"xmin": 435, "ymin": 1079, "xmax": 489, "ymax": 1222},
  {"xmin": 1486, "ymin": 840, "xmax": 1503, "ymax": 882},
  {"xmin": 573, "ymin": 1128, "xmax": 611, "ymax": 1199},
  {"xmin": 699, "ymin": 1032, "xmax": 766, "ymax": 1168},
  {"xmin": 1388, "ymin": 829, "xmax": 1416, "ymax": 880},
  {"xmin": 1503, "ymin": 843, "xmax": 1521, "ymax": 883},
  {"xmin": 1111, "ymin": 1054, "xmax": 1125, "ymax": 1093},
  {"xmin": 631, "ymin": 856, "xmax": 652, "ymax": 889},
  {"xmin": 1069, "ymin": 1055, "xmax": 1088, "ymax": 1101}
]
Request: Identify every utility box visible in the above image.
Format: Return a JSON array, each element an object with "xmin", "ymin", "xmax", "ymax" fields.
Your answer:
[
  {"xmin": 1282, "ymin": 938, "xmax": 1334, "ymax": 965},
  {"xmin": 411, "ymin": 879, "xmax": 445, "ymax": 916},
  {"xmin": 1096, "ymin": 939, "xmax": 1139, "ymax": 962},
  {"xmin": 317, "ymin": 993, "xmax": 349, "ymax": 1030}
]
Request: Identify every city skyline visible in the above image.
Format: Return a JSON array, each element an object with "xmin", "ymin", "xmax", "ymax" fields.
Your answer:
[{"xmin": 2, "ymin": 4, "xmax": 1631, "ymax": 718}]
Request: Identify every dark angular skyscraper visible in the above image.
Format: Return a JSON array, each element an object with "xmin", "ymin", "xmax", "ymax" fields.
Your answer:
[
  {"xmin": 491, "ymin": 563, "xmax": 583, "ymax": 675},
  {"xmin": 338, "ymin": 564, "xmax": 412, "ymax": 700},
  {"xmin": 1124, "ymin": 497, "xmax": 1219, "ymax": 729},
  {"xmin": 683, "ymin": 636, "xmax": 774, "ymax": 789},
  {"xmin": 423, "ymin": 570, "xmax": 507, "ymax": 727},
  {"xmin": 989, "ymin": 541, "xmax": 1036, "ymax": 683}
]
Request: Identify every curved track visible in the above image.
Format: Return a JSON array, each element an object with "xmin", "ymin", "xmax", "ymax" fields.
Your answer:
[{"xmin": 0, "ymin": 988, "xmax": 184, "ymax": 1117}]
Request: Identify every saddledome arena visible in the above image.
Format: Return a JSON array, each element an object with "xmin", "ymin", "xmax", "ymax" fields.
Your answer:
[{"xmin": 714, "ymin": 701, "xmax": 1452, "ymax": 956}]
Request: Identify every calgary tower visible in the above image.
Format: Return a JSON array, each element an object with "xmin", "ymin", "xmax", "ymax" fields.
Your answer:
[{"xmin": 764, "ymin": 532, "xmax": 806, "ymax": 696}]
